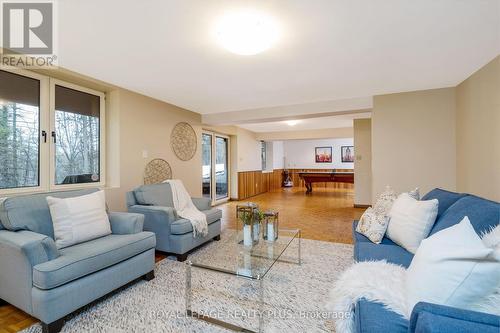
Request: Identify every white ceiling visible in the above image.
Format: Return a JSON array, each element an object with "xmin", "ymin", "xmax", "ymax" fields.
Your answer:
[
  {"xmin": 238, "ymin": 112, "xmax": 371, "ymax": 132},
  {"xmin": 57, "ymin": 0, "xmax": 499, "ymax": 116}
]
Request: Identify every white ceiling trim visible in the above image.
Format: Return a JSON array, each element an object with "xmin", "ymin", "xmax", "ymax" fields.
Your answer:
[{"xmin": 202, "ymin": 96, "xmax": 372, "ymax": 125}]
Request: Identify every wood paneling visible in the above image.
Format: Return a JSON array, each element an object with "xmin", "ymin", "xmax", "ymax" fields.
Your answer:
[
  {"xmin": 237, "ymin": 169, "xmax": 283, "ymax": 200},
  {"xmin": 237, "ymin": 168, "xmax": 354, "ymax": 200}
]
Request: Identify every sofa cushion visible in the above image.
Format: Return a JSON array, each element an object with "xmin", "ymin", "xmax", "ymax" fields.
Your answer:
[
  {"xmin": 0, "ymin": 189, "xmax": 99, "ymax": 238},
  {"xmin": 170, "ymin": 209, "xmax": 222, "ymax": 235},
  {"xmin": 32, "ymin": 231, "xmax": 156, "ymax": 290},
  {"xmin": 355, "ymin": 299, "xmax": 408, "ymax": 333},
  {"xmin": 355, "ymin": 241, "xmax": 414, "ymax": 268},
  {"xmin": 429, "ymin": 195, "xmax": 499, "ymax": 236},
  {"xmin": 133, "ymin": 183, "xmax": 174, "ymax": 207},
  {"xmin": 421, "ymin": 188, "xmax": 467, "ymax": 219}
]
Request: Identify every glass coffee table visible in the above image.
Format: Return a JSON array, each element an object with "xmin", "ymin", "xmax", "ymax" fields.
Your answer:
[{"xmin": 185, "ymin": 228, "xmax": 301, "ymax": 333}]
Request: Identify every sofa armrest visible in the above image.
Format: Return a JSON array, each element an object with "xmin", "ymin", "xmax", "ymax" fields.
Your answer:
[
  {"xmin": 108, "ymin": 212, "xmax": 144, "ymax": 234},
  {"xmin": 409, "ymin": 302, "xmax": 500, "ymax": 333},
  {"xmin": 0, "ymin": 230, "xmax": 59, "ymax": 265},
  {"xmin": 128, "ymin": 205, "xmax": 177, "ymax": 222},
  {"xmin": 0, "ymin": 230, "xmax": 59, "ymax": 313},
  {"xmin": 192, "ymin": 197, "xmax": 211, "ymax": 211}
]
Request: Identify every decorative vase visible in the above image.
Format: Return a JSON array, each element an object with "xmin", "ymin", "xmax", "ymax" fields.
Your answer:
[
  {"xmin": 263, "ymin": 210, "xmax": 279, "ymax": 242},
  {"xmin": 236, "ymin": 202, "xmax": 260, "ymax": 246},
  {"xmin": 243, "ymin": 224, "xmax": 253, "ymax": 247}
]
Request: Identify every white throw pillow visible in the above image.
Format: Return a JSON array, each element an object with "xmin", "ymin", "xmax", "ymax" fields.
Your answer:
[
  {"xmin": 47, "ymin": 190, "xmax": 111, "ymax": 249},
  {"xmin": 406, "ymin": 217, "xmax": 500, "ymax": 316},
  {"xmin": 386, "ymin": 193, "xmax": 438, "ymax": 253}
]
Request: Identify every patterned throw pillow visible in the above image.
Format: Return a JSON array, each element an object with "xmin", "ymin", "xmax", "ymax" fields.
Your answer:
[
  {"xmin": 356, "ymin": 186, "xmax": 397, "ymax": 243},
  {"xmin": 356, "ymin": 207, "xmax": 389, "ymax": 243},
  {"xmin": 408, "ymin": 188, "xmax": 420, "ymax": 200}
]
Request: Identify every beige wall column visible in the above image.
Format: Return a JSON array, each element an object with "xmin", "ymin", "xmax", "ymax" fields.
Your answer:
[
  {"xmin": 456, "ymin": 56, "xmax": 500, "ymax": 201},
  {"xmin": 372, "ymin": 88, "xmax": 456, "ymax": 198},
  {"xmin": 353, "ymin": 119, "xmax": 372, "ymax": 206}
]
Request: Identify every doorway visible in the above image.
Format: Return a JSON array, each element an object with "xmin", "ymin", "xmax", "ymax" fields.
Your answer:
[{"xmin": 202, "ymin": 131, "xmax": 229, "ymax": 204}]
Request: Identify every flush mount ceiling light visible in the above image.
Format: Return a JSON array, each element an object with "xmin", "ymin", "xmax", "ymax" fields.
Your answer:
[
  {"xmin": 214, "ymin": 10, "xmax": 280, "ymax": 55},
  {"xmin": 285, "ymin": 120, "xmax": 300, "ymax": 126}
]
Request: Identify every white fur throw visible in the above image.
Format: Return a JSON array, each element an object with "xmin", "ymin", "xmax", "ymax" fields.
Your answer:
[
  {"xmin": 328, "ymin": 225, "xmax": 500, "ymax": 333},
  {"xmin": 326, "ymin": 261, "xmax": 408, "ymax": 333}
]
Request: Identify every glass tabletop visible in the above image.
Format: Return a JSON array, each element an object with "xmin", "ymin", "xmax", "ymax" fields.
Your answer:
[{"xmin": 187, "ymin": 228, "xmax": 301, "ymax": 280}]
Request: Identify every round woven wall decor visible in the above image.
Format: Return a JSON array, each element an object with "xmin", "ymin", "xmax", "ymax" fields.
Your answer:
[
  {"xmin": 170, "ymin": 122, "xmax": 197, "ymax": 161},
  {"xmin": 143, "ymin": 158, "xmax": 172, "ymax": 185}
]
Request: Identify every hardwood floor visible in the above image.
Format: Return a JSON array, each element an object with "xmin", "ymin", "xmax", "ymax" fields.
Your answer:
[
  {"xmin": 0, "ymin": 187, "xmax": 364, "ymax": 332},
  {"xmin": 221, "ymin": 187, "xmax": 364, "ymax": 244}
]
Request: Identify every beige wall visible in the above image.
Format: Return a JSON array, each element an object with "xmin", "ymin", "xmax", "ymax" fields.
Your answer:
[
  {"xmin": 105, "ymin": 89, "xmax": 202, "ymax": 211},
  {"xmin": 236, "ymin": 127, "xmax": 262, "ymax": 172},
  {"xmin": 354, "ymin": 119, "xmax": 372, "ymax": 205},
  {"xmin": 372, "ymin": 88, "xmax": 456, "ymax": 198},
  {"xmin": 456, "ymin": 56, "xmax": 500, "ymax": 201}
]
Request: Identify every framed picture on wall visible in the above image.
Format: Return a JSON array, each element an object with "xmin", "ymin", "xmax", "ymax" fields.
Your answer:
[
  {"xmin": 341, "ymin": 146, "xmax": 354, "ymax": 163},
  {"xmin": 315, "ymin": 146, "xmax": 332, "ymax": 163}
]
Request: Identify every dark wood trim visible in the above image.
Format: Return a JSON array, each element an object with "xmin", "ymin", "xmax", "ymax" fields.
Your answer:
[{"xmin": 354, "ymin": 204, "xmax": 371, "ymax": 208}]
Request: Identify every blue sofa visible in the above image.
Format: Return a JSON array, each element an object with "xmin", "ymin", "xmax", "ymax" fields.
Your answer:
[
  {"xmin": 127, "ymin": 183, "xmax": 222, "ymax": 261},
  {"xmin": 0, "ymin": 189, "xmax": 156, "ymax": 333},
  {"xmin": 352, "ymin": 188, "xmax": 500, "ymax": 333}
]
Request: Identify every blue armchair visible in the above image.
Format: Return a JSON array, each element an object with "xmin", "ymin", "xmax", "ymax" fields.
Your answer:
[
  {"xmin": 127, "ymin": 183, "xmax": 222, "ymax": 261},
  {"xmin": 0, "ymin": 189, "xmax": 156, "ymax": 333}
]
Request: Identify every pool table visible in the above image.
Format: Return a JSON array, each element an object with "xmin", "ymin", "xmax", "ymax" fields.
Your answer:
[{"xmin": 298, "ymin": 171, "xmax": 354, "ymax": 194}]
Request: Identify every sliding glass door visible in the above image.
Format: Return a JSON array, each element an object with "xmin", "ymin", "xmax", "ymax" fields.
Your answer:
[
  {"xmin": 202, "ymin": 133, "xmax": 212, "ymax": 199},
  {"xmin": 202, "ymin": 131, "xmax": 229, "ymax": 204},
  {"xmin": 215, "ymin": 136, "xmax": 228, "ymax": 200}
]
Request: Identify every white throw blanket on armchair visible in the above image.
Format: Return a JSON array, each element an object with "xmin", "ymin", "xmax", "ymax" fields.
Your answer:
[{"xmin": 165, "ymin": 179, "xmax": 208, "ymax": 238}]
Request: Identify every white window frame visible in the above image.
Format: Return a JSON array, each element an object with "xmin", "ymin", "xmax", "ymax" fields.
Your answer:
[
  {"xmin": 213, "ymin": 133, "xmax": 230, "ymax": 204},
  {"xmin": 0, "ymin": 68, "xmax": 49, "ymax": 196},
  {"xmin": 0, "ymin": 69, "xmax": 106, "ymax": 196},
  {"xmin": 202, "ymin": 130, "xmax": 230, "ymax": 205},
  {"xmin": 49, "ymin": 79, "xmax": 106, "ymax": 190}
]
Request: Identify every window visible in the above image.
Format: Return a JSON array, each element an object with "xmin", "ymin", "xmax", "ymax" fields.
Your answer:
[
  {"xmin": 0, "ymin": 69, "xmax": 105, "ymax": 194},
  {"xmin": 54, "ymin": 84, "xmax": 102, "ymax": 185},
  {"xmin": 261, "ymin": 140, "xmax": 267, "ymax": 171},
  {"xmin": 0, "ymin": 70, "xmax": 41, "ymax": 190}
]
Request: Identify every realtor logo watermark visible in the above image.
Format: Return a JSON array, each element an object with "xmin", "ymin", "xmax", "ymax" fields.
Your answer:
[{"xmin": 1, "ymin": 0, "xmax": 57, "ymax": 68}]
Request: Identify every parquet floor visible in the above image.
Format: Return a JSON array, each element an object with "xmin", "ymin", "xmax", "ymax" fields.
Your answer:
[{"xmin": 0, "ymin": 187, "xmax": 364, "ymax": 332}]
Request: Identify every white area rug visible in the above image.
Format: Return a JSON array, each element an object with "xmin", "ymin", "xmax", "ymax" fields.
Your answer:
[{"xmin": 22, "ymin": 233, "xmax": 353, "ymax": 333}]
